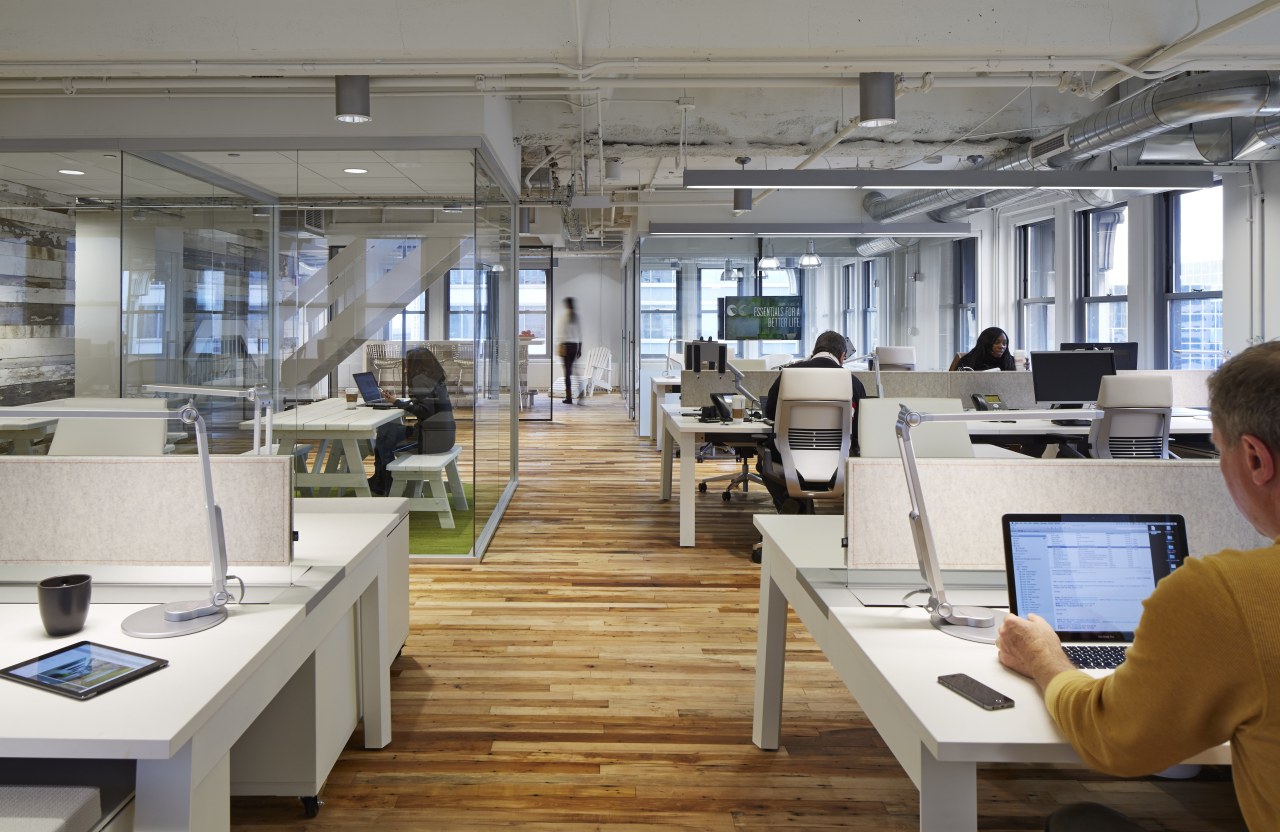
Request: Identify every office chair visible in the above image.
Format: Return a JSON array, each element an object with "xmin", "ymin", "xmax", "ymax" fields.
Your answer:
[
  {"xmin": 763, "ymin": 352, "xmax": 793, "ymax": 370},
  {"xmin": 947, "ymin": 352, "xmax": 964, "ymax": 372},
  {"xmin": 857, "ymin": 397, "xmax": 974, "ymax": 458},
  {"xmin": 875, "ymin": 345, "xmax": 916, "ymax": 371},
  {"xmin": 757, "ymin": 368, "xmax": 853, "ymax": 512},
  {"xmin": 1088, "ymin": 374, "xmax": 1174, "ymax": 459}
]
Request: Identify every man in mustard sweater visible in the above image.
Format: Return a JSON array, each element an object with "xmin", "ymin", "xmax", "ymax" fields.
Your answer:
[{"xmin": 997, "ymin": 341, "xmax": 1280, "ymax": 831}]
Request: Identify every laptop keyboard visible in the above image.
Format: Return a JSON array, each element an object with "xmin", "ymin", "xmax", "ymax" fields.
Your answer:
[{"xmin": 1062, "ymin": 644, "xmax": 1128, "ymax": 670}]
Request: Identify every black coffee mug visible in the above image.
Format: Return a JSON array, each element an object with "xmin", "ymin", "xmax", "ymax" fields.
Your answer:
[{"xmin": 37, "ymin": 574, "xmax": 92, "ymax": 637}]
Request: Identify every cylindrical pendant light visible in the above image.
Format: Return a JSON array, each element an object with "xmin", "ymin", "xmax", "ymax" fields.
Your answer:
[
  {"xmin": 859, "ymin": 72, "xmax": 896, "ymax": 127},
  {"xmin": 733, "ymin": 155, "xmax": 753, "ymax": 212},
  {"xmin": 335, "ymin": 76, "xmax": 372, "ymax": 124}
]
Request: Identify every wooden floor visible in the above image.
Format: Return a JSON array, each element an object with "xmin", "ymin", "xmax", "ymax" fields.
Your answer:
[{"xmin": 231, "ymin": 395, "xmax": 1245, "ymax": 831}]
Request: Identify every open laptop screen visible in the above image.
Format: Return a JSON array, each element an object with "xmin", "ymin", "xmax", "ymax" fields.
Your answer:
[
  {"xmin": 352, "ymin": 371, "xmax": 384, "ymax": 404},
  {"xmin": 1002, "ymin": 514, "xmax": 1188, "ymax": 642}
]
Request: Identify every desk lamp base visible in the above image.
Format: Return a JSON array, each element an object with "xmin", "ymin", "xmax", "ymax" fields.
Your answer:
[
  {"xmin": 121, "ymin": 604, "xmax": 228, "ymax": 638},
  {"xmin": 930, "ymin": 607, "xmax": 1005, "ymax": 644}
]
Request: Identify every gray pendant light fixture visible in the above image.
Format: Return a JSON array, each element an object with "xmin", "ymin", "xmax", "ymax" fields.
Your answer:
[
  {"xmin": 733, "ymin": 155, "xmax": 752, "ymax": 213},
  {"xmin": 859, "ymin": 72, "xmax": 896, "ymax": 127},
  {"xmin": 757, "ymin": 239, "xmax": 780, "ymax": 270},
  {"xmin": 724, "ymin": 259, "xmax": 744, "ymax": 280},
  {"xmin": 798, "ymin": 239, "xmax": 822, "ymax": 268},
  {"xmin": 335, "ymin": 75, "xmax": 372, "ymax": 123}
]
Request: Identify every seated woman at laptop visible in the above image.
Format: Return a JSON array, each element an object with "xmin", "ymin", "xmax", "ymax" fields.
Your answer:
[
  {"xmin": 953, "ymin": 326, "xmax": 1016, "ymax": 371},
  {"xmin": 368, "ymin": 347, "xmax": 456, "ymax": 496}
]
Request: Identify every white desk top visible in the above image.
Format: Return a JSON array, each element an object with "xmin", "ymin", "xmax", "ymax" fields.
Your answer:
[
  {"xmin": 967, "ymin": 414, "xmax": 1212, "ymax": 437},
  {"xmin": 660, "ymin": 402, "xmax": 771, "ymax": 436},
  {"xmin": 241, "ymin": 398, "xmax": 403, "ymax": 432},
  {"xmin": 0, "ymin": 508, "xmax": 402, "ymax": 761},
  {"xmin": 755, "ymin": 514, "xmax": 1230, "ymax": 766}
]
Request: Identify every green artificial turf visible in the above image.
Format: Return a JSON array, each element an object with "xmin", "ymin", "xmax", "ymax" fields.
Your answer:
[{"xmin": 407, "ymin": 482, "xmax": 480, "ymax": 555}]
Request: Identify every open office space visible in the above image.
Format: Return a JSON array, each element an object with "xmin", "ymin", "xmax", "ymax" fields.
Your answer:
[{"xmin": 2, "ymin": 2, "xmax": 1280, "ymax": 829}]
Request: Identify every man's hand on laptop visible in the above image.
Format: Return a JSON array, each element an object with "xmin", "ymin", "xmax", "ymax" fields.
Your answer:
[{"xmin": 997, "ymin": 614, "xmax": 1076, "ymax": 692}]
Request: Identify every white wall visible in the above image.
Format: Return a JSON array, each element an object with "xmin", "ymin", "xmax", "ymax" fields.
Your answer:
[{"xmin": 551, "ymin": 254, "xmax": 624, "ymax": 386}]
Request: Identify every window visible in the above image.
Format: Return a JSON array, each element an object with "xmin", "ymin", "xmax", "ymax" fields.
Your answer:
[
  {"xmin": 1079, "ymin": 204, "xmax": 1129, "ymax": 341},
  {"xmin": 861, "ymin": 260, "xmax": 879, "ymax": 356},
  {"xmin": 385, "ymin": 291, "xmax": 427, "ymax": 342},
  {"xmin": 639, "ymin": 267, "xmax": 678, "ymax": 357},
  {"xmin": 1016, "ymin": 219, "xmax": 1055, "ymax": 351},
  {"xmin": 1166, "ymin": 186, "xmax": 1224, "ymax": 369},
  {"xmin": 518, "ymin": 269, "xmax": 548, "ymax": 356},
  {"xmin": 698, "ymin": 265, "xmax": 740, "ymax": 340},
  {"xmin": 955, "ymin": 238, "xmax": 977, "ymax": 354},
  {"xmin": 447, "ymin": 267, "xmax": 491, "ymax": 342}
]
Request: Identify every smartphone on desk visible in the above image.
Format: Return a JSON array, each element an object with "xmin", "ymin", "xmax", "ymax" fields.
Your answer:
[{"xmin": 938, "ymin": 673, "xmax": 1014, "ymax": 710}]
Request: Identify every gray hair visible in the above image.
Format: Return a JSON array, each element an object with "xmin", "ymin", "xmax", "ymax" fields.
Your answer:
[{"xmin": 1207, "ymin": 341, "xmax": 1280, "ymax": 452}]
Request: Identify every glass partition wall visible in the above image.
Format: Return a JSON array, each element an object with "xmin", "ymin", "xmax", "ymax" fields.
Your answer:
[{"xmin": 0, "ymin": 147, "xmax": 516, "ymax": 560}]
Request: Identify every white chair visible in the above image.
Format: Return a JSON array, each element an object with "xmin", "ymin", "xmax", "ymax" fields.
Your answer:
[
  {"xmin": 857, "ymin": 397, "xmax": 973, "ymax": 459},
  {"xmin": 583, "ymin": 346, "xmax": 614, "ymax": 395},
  {"xmin": 875, "ymin": 345, "xmax": 916, "ymax": 371},
  {"xmin": 758, "ymin": 368, "xmax": 853, "ymax": 504},
  {"xmin": 1089, "ymin": 374, "xmax": 1175, "ymax": 459}
]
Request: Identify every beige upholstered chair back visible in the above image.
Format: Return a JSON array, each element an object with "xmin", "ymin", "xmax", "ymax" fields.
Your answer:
[
  {"xmin": 875, "ymin": 345, "xmax": 916, "ymax": 371},
  {"xmin": 1090, "ymin": 374, "xmax": 1174, "ymax": 459},
  {"xmin": 773, "ymin": 368, "xmax": 853, "ymax": 498}
]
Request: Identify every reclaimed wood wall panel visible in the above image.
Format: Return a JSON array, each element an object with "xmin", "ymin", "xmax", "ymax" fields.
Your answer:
[{"xmin": 0, "ymin": 198, "xmax": 76, "ymax": 406}]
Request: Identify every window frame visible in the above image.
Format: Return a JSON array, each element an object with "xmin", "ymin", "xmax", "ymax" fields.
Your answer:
[
  {"xmin": 1076, "ymin": 202, "xmax": 1130, "ymax": 343},
  {"xmin": 1160, "ymin": 185, "xmax": 1225, "ymax": 369},
  {"xmin": 1015, "ymin": 217, "xmax": 1056, "ymax": 351}
]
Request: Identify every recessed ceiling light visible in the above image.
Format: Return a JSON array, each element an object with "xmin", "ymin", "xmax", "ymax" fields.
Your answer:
[
  {"xmin": 343, "ymin": 167, "xmax": 368, "ymax": 174},
  {"xmin": 58, "ymin": 169, "xmax": 85, "ymax": 176}
]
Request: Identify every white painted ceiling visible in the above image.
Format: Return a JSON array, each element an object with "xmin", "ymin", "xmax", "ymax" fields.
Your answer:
[{"xmin": 1, "ymin": 0, "xmax": 1279, "ymax": 205}]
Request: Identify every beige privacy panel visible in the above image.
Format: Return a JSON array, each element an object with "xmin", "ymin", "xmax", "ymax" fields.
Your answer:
[
  {"xmin": 846, "ymin": 458, "xmax": 1265, "ymax": 570},
  {"xmin": 0, "ymin": 455, "xmax": 293, "ymax": 566}
]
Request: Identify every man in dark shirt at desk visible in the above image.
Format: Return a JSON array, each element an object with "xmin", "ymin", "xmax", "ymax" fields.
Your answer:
[{"xmin": 758, "ymin": 330, "xmax": 866, "ymax": 513}]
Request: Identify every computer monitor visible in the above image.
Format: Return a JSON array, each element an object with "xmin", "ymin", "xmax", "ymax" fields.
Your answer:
[
  {"xmin": 1030, "ymin": 350, "xmax": 1117, "ymax": 406},
  {"xmin": 684, "ymin": 339, "xmax": 727, "ymax": 373},
  {"xmin": 1059, "ymin": 341, "xmax": 1139, "ymax": 371}
]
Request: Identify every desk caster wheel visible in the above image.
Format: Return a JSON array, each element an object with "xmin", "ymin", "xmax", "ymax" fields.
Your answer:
[
  {"xmin": 301, "ymin": 796, "xmax": 323, "ymax": 818},
  {"xmin": 722, "ymin": 491, "xmax": 732, "ymax": 502},
  {"xmin": 698, "ymin": 482, "xmax": 708, "ymax": 493}
]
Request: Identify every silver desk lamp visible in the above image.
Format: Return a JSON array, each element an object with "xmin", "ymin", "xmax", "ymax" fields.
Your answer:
[
  {"xmin": 893, "ymin": 404, "xmax": 1100, "ymax": 643},
  {"xmin": 0, "ymin": 402, "xmax": 233, "ymax": 637},
  {"xmin": 142, "ymin": 383, "xmax": 274, "ymax": 452},
  {"xmin": 844, "ymin": 353, "xmax": 883, "ymax": 398},
  {"xmin": 725, "ymin": 360, "xmax": 761, "ymax": 408}
]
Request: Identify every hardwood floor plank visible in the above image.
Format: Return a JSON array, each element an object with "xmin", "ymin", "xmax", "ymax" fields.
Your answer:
[{"xmin": 231, "ymin": 395, "xmax": 1245, "ymax": 831}]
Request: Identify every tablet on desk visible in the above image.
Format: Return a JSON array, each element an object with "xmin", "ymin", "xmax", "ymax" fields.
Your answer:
[{"xmin": 1, "ymin": 641, "xmax": 168, "ymax": 700}]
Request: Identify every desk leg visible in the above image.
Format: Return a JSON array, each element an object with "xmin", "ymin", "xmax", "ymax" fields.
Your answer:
[
  {"xmin": 678, "ymin": 432, "xmax": 695, "ymax": 547},
  {"xmin": 918, "ymin": 745, "xmax": 976, "ymax": 832},
  {"xmin": 660, "ymin": 419, "xmax": 674, "ymax": 501},
  {"xmin": 752, "ymin": 560, "xmax": 788, "ymax": 750},
  {"xmin": 358, "ymin": 571, "xmax": 392, "ymax": 749},
  {"xmin": 135, "ymin": 741, "xmax": 230, "ymax": 832}
]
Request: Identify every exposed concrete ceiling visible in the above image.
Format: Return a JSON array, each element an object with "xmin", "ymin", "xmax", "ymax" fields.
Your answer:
[{"xmin": 2, "ymin": 0, "xmax": 1279, "ymax": 228}]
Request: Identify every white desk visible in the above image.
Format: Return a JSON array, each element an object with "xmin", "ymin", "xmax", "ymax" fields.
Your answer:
[
  {"xmin": 243, "ymin": 398, "xmax": 403, "ymax": 496},
  {"xmin": 660, "ymin": 403, "xmax": 772, "ymax": 547},
  {"xmin": 752, "ymin": 514, "xmax": 1229, "ymax": 832},
  {"xmin": 0, "ymin": 508, "xmax": 405, "ymax": 831},
  {"xmin": 647, "ymin": 375, "xmax": 682, "ymax": 448}
]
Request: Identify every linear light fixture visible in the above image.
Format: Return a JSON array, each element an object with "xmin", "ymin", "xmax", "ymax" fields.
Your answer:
[
  {"xmin": 646, "ymin": 221, "xmax": 971, "ymax": 237},
  {"xmin": 335, "ymin": 75, "xmax": 372, "ymax": 124},
  {"xmin": 683, "ymin": 168, "xmax": 1217, "ymax": 191}
]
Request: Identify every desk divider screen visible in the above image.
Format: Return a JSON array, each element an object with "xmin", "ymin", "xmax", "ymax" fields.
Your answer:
[
  {"xmin": 0, "ymin": 455, "xmax": 293, "ymax": 568},
  {"xmin": 844, "ymin": 457, "xmax": 1265, "ymax": 570}
]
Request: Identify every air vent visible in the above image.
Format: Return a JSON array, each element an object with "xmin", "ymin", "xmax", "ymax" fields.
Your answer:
[
  {"xmin": 279, "ymin": 209, "xmax": 326, "ymax": 238},
  {"xmin": 1028, "ymin": 131, "xmax": 1070, "ymax": 163}
]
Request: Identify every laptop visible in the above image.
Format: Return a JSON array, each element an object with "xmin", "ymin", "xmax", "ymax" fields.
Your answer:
[
  {"xmin": 1003, "ymin": 513, "xmax": 1189, "ymax": 670},
  {"xmin": 352, "ymin": 371, "xmax": 397, "ymax": 409}
]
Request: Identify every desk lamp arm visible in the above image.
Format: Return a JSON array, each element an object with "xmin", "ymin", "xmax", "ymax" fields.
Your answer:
[
  {"xmin": 725, "ymin": 361, "xmax": 761, "ymax": 407},
  {"xmin": 893, "ymin": 406, "xmax": 1101, "ymax": 640},
  {"xmin": 846, "ymin": 353, "xmax": 883, "ymax": 399},
  {"xmin": 0, "ymin": 404, "xmax": 233, "ymax": 632}
]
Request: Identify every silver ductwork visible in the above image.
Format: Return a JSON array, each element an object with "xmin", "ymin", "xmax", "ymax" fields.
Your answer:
[
  {"xmin": 864, "ymin": 70, "xmax": 1280, "ymax": 225},
  {"xmin": 855, "ymin": 237, "xmax": 916, "ymax": 257}
]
